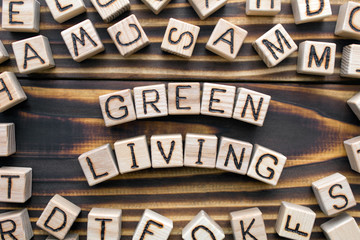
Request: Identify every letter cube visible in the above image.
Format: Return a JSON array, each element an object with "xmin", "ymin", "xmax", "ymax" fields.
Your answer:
[
  {"xmin": 132, "ymin": 209, "xmax": 173, "ymax": 240},
  {"xmin": 312, "ymin": 173, "xmax": 356, "ymax": 216},
  {"xmin": 12, "ymin": 35, "xmax": 55, "ymax": 74},
  {"xmin": 335, "ymin": 2, "xmax": 360, "ymax": 40},
  {"xmin": 344, "ymin": 136, "xmax": 360, "ymax": 173},
  {"xmin": 90, "ymin": 0, "xmax": 130, "ymax": 23},
  {"xmin": 297, "ymin": 41, "xmax": 336, "ymax": 75},
  {"xmin": 141, "ymin": 0, "xmax": 171, "ymax": 14},
  {"xmin": 161, "ymin": 18, "xmax": 200, "ymax": 58},
  {"xmin": 0, "ymin": 72, "xmax": 27, "ymax": 113},
  {"xmin": 0, "ymin": 166, "xmax": 32, "ymax": 203},
  {"xmin": 78, "ymin": 144, "xmax": 119, "ymax": 186},
  {"xmin": 151, "ymin": 134, "xmax": 183, "ymax": 168},
  {"xmin": 0, "ymin": 41, "xmax": 10, "ymax": 64},
  {"xmin": 46, "ymin": 233, "xmax": 79, "ymax": 240},
  {"xmin": 230, "ymin": 208, "xmax": 267, "ymax": 240},
  {"xmin": 36, "ymin": 194, "xmax": 81, "ymax": 240},
  {"xmin": 188, "ymin": 0, "xmax": 227, "ymax": 20},
  {"xmin": 0, "ymin": 123, "xmax": 16, "ymax": 157},
  {"xmin": 61, "ymin": 19, "xmax": 104, "ymax": 62},
  {"xmin": 107, "ymin": 14, "xmax": 150, "ymax": 57},
  {"xmin": 182, "ymin": 210, "xmax": 225, "ymax": 240},
  {"xmin": 88, "ymin": 208, "xmax": 122, "ymax": 240},
  {"xmin": 275, "ymin": 201, "xmax": 316, "ymax": 240},
  {"xmin": 321, "ymin": 213, "xmax": 360, "ymax": 240},
  {"xmin": 253, "ymin": 24, "xmax": 297, "ymax": 67},
  {"xmin": 45, "ymin": 0, "xmax": 86, "ymax": 23},
  {"xmin": 2, "ymin": 0, "xmax": 40, "ymax": 32},
  {"xmin": 341, "ymin": 44, "xmax": 360, "ymax": 78},
  {"xmin": 247, "ymin": 144, "xmax": 287, "ymax": 186},
  {"xmin": 184, "ymin": 133, "xmax": 218, "ymax": 168},
  {"xmin": 0, "ymin": 209, "xmax": 33, "ymax": 240},
  {"xmin": 168, "ymin": 82, "xmax": 201, "ymax": 115},
  {"xmin": 291, "ymin": 0, "xmax": 332, "ymax": 24},
  {"xmin": 347, "ymin": 92, "xmax": 360, "ymax": 120},
  {"xmin": 246, "ymin": 0, "xmax": 281, "ymax": 15}
]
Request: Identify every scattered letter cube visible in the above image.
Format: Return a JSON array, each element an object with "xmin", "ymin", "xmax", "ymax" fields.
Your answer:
[
  {"xmin": 321, "ymin": 213, "xmax": 360, "ymax": 240},
  {"xmin": 45, "ymin": 0, "xmax": 86, "ymax": 23},
  {"xmin": 168, "ymin": 82, "xmax": 201, "ymax": 115},
  {"xmin": 88, "ymin": 208, "xmax": 122, "ymax": 240},
  {"xmin": 0, "ymin": 123, "xmax": 16, "ymax": 157},
  {"xmin": 184, "ymin": 133, "xmax": 218, "ymax": 168},
  {"xmin": 341, "ymin": 44, "xmax": 360, "ymax": 78},
  {"xmin": 230, "ymin": 208, "xmax": 267, "ymax": 240},
  {"xmin": 335, "ymin": 2, "xmax": 360, "ymax": 40},
  {"xmin": 246, "ymin": 0, "xmax": 281, "ymax": 16},
  {"xmin": 0, "ymin": 209, "xmax": 33, "ymax": 240},
  {"xmin": 151, "ymin": 134, "xmax": 183, "ymax": 168},
  {"xmin": 0, "ymin": 72, "xmax": 27, "ymax": 113},
  {"xmin": 291, "ymin": 0, "xmax": 332, "ymax": 24},
  {"xmin": 0, "ymin": 166, "xmax": 32, "ymax": 203}
]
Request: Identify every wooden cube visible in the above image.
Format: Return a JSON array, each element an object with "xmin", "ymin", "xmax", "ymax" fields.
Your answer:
[
  {"xmin": 0, "ymin": 72, "xmax": 27, "ymax": 113},
  {"xmin": 335, "ymin": 2, "xmax": 360, "ymax": 40},
  {"xmin": 341, "ymin": 44, "xmax": 360, "ymax": 78},
  {"xmin": 161, "ymin": 18, "xmax": 200, "ymax": 58},
  {"xmin": 297, "ymin": 41, "xmax": 336, "ymax": 76},
  {"xmin": 36, "ymin": 194, "xmax": 81, "ymax": 240},
  {"xmin": 114, "ymin": 135, "xmax": 151, "ymax": 174},
  {"xmin": 46, "ymin": 233, "xmax": 79, "ymax": 240},
  {"xmin": 0, "ymin": 167, "xmax": 32, "ymax": 203},
  {"xmin": 321, "ymin": 213, "xmax": 360, "ymax": 240},
  {"xmin": 246, "ymin": 0, "xmax": 281, "ymax": 16},
  {"xmin": 247, "ymin": 144, "xmax": 287, "ymax": 186},
  {"xmin": 184, "ymin": 133, "xmax": 218, "ymax": 168},
  {"xmin": 347, "ymin": 92, "xmax": 360, "ymax": 120},
  {"xmin": 99, "ymin": 89, "xmax": 137, "ymax": 127},
  {"xmin": 90, "ymin": 0, "xmax": 130, "ymax": 23},
  {"xmin": 0, "ymin": 41, "xmax": 10, "ymax": 64},
  {"xmin": 132, "ymin": 209, "xmax": 173, "ymax": 240},
  {"xmin": 2, "ymin": 0, "xmax": 40, "ymax": 32},
  {"xmin": 88, "ymin": 208, "xmax": 122, "ymax": 240},
  {"xmin": 107, "ymin": 14, "xmax": 149, "ymax": 57},
  {"xmin": 61, "ymin": 19, "xmax": 104, "ymax": 62},
  {"xmin": 12, "ymin": 35, "xmax": 55, "ymax": 74},
  {"xmin": 188, "ymin": 0, "xmax": 227, "ymax": 20},
  {"xmin": 206, "ymin": 19, "xmax": 248, "ymax": 61},
  {"xmin": 291, "ymin": 0, "xmax": 332, "ymax": 24},
  {"xmin": 233, "ymin": 88, "xmax": 271, "ymax": 127},
  {"xmin": 78, "ymin": 144, "xmax": 119, "ymax": 186},
  {"xmin": 168, "ymin": 82, "xmax": 201, "ymax": 115},
  {"xmin": 312, "ymin": 173, "xmax": 356, "ymax": 216},
  {"xmin": 230, "ymin": 208, "xmax": 267, "ymax": 240},
  {"xmin": 0, "ymin": 209, "xmax": 33, "ymax": 240},
  {"xmin": 344, "ymin": 136, "xmax": 360, "ymax": 173},
  {"xmin": 253, "ymin": 24, "xmax": 297, "ymax": 67},
  {"xmin": 45, "ymin": 0, "xmax": 86, "ymax": 23},
  {"xmin": 182, "ymin": 210, "xmax": 225, "ymax": 240},
  {"xmin": 0, "ymin": 123, "xmax": 16, "ymax": 157},
  {"xmin": 133, "ymin": 84, "xmax": 168, "ymax": 119},
  {"xmin": 141, "ymin": 0, "xmax": 171, "ymax": 14},
  {"xmin": 151, "ymin": 134, "xmax": 183, "ymax": 168},
  {"xmin": 201, "ymin": 83, "xmax": 236, "ymax": 118},
  {"xmin": 216, "ymin": 137, "xmax": 253, "ymax": 175},
  {"xmin": 275, "ymin": 201, "xmax": 316, "ymax": 240}
]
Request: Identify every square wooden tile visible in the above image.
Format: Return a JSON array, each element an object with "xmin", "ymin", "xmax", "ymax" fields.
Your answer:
[
  {"xmin": 0, "ymin": 123, "xmax": 16, "ymax": 157},
  {"xmin": 335, "ymin": 2, "xmax": 360, "ymax": 40},
  {"xmin": 45, "ymin": 0, "xmax": 86, "ymax": 23},
  {"xmin": 246, "ymin": 0, "xmax": 281, "ymax": 15},
  {"xmin": 184, "ymin": 133, "xmax": 218, "ymax": 168},
  {"xmin": 0, "ymin": 166, "xmax": 32, "ymax": 203},
  {"xmin": 168, "ymin": 82, "xmax": 201, "ymax": 115},
  {"xmin": 291, "ymin": 0, "xmax": 332, "ymax": 24},
  {"xmin": 0, "ymin": 71, "xmax": 27, "ymax": 113},
  {"xmin": 0, "ymin": 209, "xmax": 33, "ymax": 240},
  {"xmin": 151, "ymin": 134, "xmax": 183, "ymax": 168}
]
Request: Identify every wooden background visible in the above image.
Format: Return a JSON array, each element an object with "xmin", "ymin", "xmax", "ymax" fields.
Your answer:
[{"xmin": 0, "ymin": 0, "xmax": 359, "ymax": 239}]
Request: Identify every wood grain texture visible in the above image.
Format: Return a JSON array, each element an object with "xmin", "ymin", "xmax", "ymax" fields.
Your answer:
[{"xmin": 0, "ymin": 80, "xmax": 359, "ymax": 239}]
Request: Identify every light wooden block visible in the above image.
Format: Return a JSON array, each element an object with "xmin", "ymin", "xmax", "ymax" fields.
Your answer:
[
  {"xmin": 275, "ymin": 201, "xmax": 316, "ymax": 240},
  {"xmin": 0, "ymin": 123, "xmax": 16, "ymax": 157},
  {"xmin": 335, "ymin": 2, "xmax": 360, "ymax": 40},
  {"xmin": 78, "ymin": 144, "xmax": 119, "ymax": 186},
  {"xmin": 161, "ymin": 18, "xmax": 200, "ymax": 58},
  {"xmin": 347, "ymin": 92, "xmax": 360, "ymax": 120},
  {"xmin": 0, "ymin": 167, "xmax": 32, "ymax": 203},
  {"xmin": 0, "ymin": 209, "xmax": 33, "ymax": 240},
  {"xmin": 133, "ymin": 84, "xmax": 168, "ymax": 119},
  {"xmin": 2, "ymin": 0, "xmax": 40, "ymax": 32},
  {"xmin": 216, "ymin": 137, "xmax": 253, "ymax": 175},
  {"xmin": 182, "ymin": 210, "xmax": 225, "ymax": 240},
  {"xmin": 253, "ymin": 24, "xmax": 297, "ymax": 67},
  {"xmin": 297, "ymin": 41, "xmax": 336, "ymax": 76},
  {"xmin": 36, "ymin": 194, "xmax": 81, "ymax": 240},
  {"xmin": 47, "ymin": 233, "xmax": 79, "ymax": 240},
  {"xmin": 246, "ymin": 0, "xmax": 281, "ymax": 16},
  {"xmin": 206, "ymin": 19, "xmax": 248, "ymax": 60},
  {"xmin": 12, "ymin": 35, "xmax": 55, "ymax": 74},
  {"xmin": 114, "ymin": 135, "xmax": 151, "ymax": 174},
  {"xmin": 151, "ymin": 134, "xmax": 183, "ymax": 168},
  {"xmin": 141, "ymin": 0, "xmax": 171, "ymax": 14},
  {"xmin": 201, "ymin": 83, "xmax": 236, "ymax": 118},
  {"xmin": 184, "ymin": 133, "xmax": 218, "ymax": 168},
  {"xmin": 321, "ymin": 213, "xmax": 360, "ymax": 240},
  {"xmin": 90, "ymin": 0, "xmax": 130, "ymax": 23},
  {"xmin": 61, "ymin": 19, "xmax": 104, "ymax": 62},
  {"xmin": 230, "ymin": 208, "xmax": 267, "ymax": 240},
  {"xmin": 291, "ymin": 0, "xmax": 332, "ymax": 24},
  {"xmin": 0, "ymin": 41, "xmax": 10, "ymax": 64},
  {"xmin": 312, "ymin": 173, "xmax": 356, "ymax": 216},
  {"xmin": 0, "ymin": 72, "xmax": 27, "ymax": 113},
  {"xmin": 341, "ymin": 44, "xmax": 360, "ymax": 78},
  {"xmin": 168, "ymin": 82, "xmax": 201, "ymax": 115},
  {"xmin": 188, "ymin": 0, "xmax": 227, "ymax": 20},
  {"xmin": 132, "ymin": 209, "xmax": 173, "ymax": 240},
  {"xmin": 88, "ymin": 208, "xmax": 122, "ymax": 240},
  {"xmin": 107, "ymin": 14, "xmax": 150, "ymax": 57},
  {"xmin": 45, "ymin": 0, "xmax": 86, "ymax": 23},
  {"xmin": 99, "ymin": 89, "xmax": 137, "ymax": 127},
  {"xmin": 247, "ymin": 144, "xmax": 287, "ymax": 186},
  {"xmin": 233, "ymin": 88, "xmax": 271, "ymax": 127},
  {"xmin": 344, "ymin": 136, "xmax": 360, "ymax": 173}
]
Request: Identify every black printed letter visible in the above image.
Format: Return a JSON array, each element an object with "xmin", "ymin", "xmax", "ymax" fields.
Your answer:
[
  {"xmin": 329, "ymin": 184, "xmax": 348, "ymax": 210},
  {"xmin": 140, "ymin": 220, "xmax": 163, "ymax": 240},
  {"xmin": 213, "ymin": 28, "xmax": 234, "ymax": 54},
  {"xmin": 0, "ymin": 79, "xmax": 12, "ymax": 101},
  {"xmin": 9, "ymin": 1, "xmax": 24, "ymax": 24},
  {"xmin": 306, "ymin": 0, "xmax": 324, "ymax": 16},
  {"xmin": 0, "ymin": 219, "xmax": 17, "ymax": 240},
  {"xmin": 209, "ymin": 88, "xmax": 226, "ymax": 113},
  {"xmin": 71, "ymin": 27, "xmax": 98, "ymax": 57},
  {"xmin": 55, "ymin": 0, "xmax": 73, "ymax": 12},
  {"xmin": 116, "ymin": 24, "xmax": 141, "ymax": 46},
  {"xmin": 95, "ymin": 218, "xmax": 112, "ymax": 240},
  {"xmin": 308, "ymin": 45, "xmax": 331, "ymax": 69},
  {"xmin": 23, "ymin": 43, "xmax": 45, "ymax": 70},
  {"xmin": 262, "ymin": 30, "xmax": 292, "ymax": 60},
  {"xmin": 44, "ymin": 207, "xmax": 67, "ymax": 232},
  {"xmin": 176, "ymin": 85, "xmax": 191, "ymax": 110},
  {"xmin": 255, "ymin": 154, "xmax": 278, "ymax": 180},
  {"xmin": 191, "ymin": 225, "xmax": 216, "ymax": 240},
  {"xmin": 105, "ymin": 95, "xmax": 129, "ymax": 120},
  {"xmin": 86, "ymin": 157, "xmax": 109, "ymax": 180},
  {"xmin": 224, "ymin": 145, "xmax": 245, "ymax": 170},
  {"xmin": 1, "ymin": 175, "xmax": 20, "ymax": 199}
]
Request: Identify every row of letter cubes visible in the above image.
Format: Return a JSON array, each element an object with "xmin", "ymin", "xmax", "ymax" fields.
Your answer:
[{"xmin": 0, "ymin": 192, "xmax": 358, "ymax": 240}]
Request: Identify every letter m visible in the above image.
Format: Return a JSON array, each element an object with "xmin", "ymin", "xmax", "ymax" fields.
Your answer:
[
  {"xmin": 71, "ymin": 27, "xmax": 98, "ymax": 57},
  {"xmin": 262, "ymin": 30, "xmax": 291, "ymax": 60}
]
